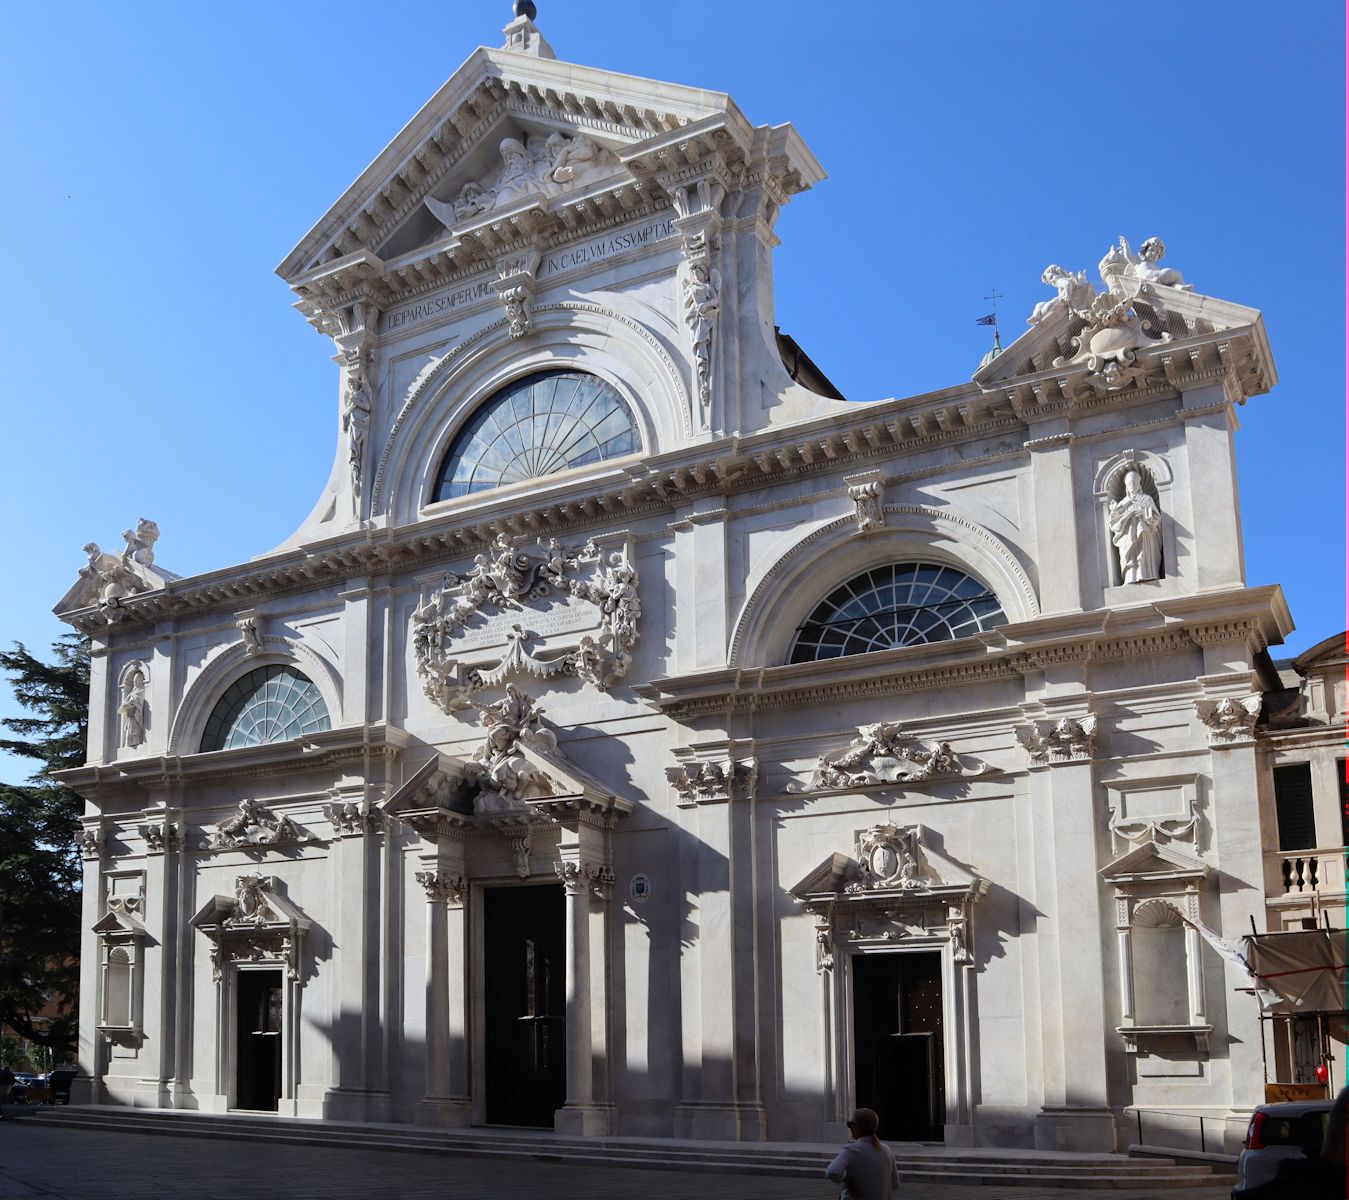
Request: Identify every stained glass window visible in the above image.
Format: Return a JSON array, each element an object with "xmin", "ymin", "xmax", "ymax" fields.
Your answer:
[
  {"xmin": 199, "ymin": 665, "xmax": 331, "ymax": 753},
  {"xmin": 432, "ymin": 370, "xmax": 639, "ymax": 501},
  {"xmin": 788, "ymin": 563, "xmax": 1006, "ymax": 663}
]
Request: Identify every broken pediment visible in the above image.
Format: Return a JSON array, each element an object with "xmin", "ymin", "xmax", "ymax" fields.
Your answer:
[
  {"xmin": 1100, "ymin": 839, "xmax": 1209, "ymax": 885},
  {"xmin": 973, "ymin": 235, "xmax": 1275, "ymax": 401},
  {"xmin": 191, "ymin": 874, "xmax": 312, "ymax": 982},
  {"xmin": 55, "ymin": 519, "xmax": 179, "ymax": 624},
  {"xmin": 277, "ymin": 14, "xmax": 821, "ymax": 334}
]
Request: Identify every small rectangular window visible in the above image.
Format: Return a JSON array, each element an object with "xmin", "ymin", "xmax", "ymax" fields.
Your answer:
[
  {"xmin": 1338, "ymin": 759, "xmax": 1349, "ymax": 848},
  {"xmin": 1274, "ymin": 763, "xmax": 1316, "ymax": 851}
]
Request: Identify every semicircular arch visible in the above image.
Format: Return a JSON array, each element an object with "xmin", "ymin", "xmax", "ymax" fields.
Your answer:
[
  {"xmin": 167, "ymin": 638, "xmax": 343, "ymax": 757},
  {"xmin": 729, "ymin": 505, "xmax": 1040, "ymax": 668},
  {"xmin": 375, "ymin": 303, "xmax": 690, "ymax": 524}
]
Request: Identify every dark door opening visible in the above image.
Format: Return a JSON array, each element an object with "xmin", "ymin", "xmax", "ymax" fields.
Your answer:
[
  {"xmin": 852, "ymin": 951, "xmax": 945, "ymax": 1141},
  {"xmin": 235, "ymin": 968, "xmax": 283, "ymax": 1111},
  {"xmin": 484, "ymin": 884, "xmax": 565, "ymax": 1126}
]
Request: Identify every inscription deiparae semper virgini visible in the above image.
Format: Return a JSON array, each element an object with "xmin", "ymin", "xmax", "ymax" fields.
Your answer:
[
  {"xmin": 411, "ymin": 532, "xmax": 640, "ymax": 712},
  {"xmin": 382, "ymin": 215, "xmax": 677, "ymax": 333}
]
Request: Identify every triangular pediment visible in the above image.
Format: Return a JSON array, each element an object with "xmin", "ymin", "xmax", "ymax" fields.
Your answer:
[
  {"xmin": 972, "ymin": 241, "xmax": 1275, "ymax": 402},
  {"xmin": 1100, "ymin": 839, "xmax": 1208, "ymax": 883},
  {"xmin": 92, "ymin": 910, "xmax": 147, "ymax": 938},
  {"xmin": 788, "ymin": 824, "xmax": 987, "ymax": 906},
  {"xmin": 277, "ymin": 31, "xmax": 821, "ymax": 330}
]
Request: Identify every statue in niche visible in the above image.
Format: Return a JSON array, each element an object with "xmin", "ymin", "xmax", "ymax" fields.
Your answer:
[
  {"xmin": 1108, "ymin": 468, "xmax": 1163, "ymax": 583},
  {"xmin": 342, "ymin": 368, "xmax": 371, "ymax": 493},
  {"xmin": 119, "ymin": 664, "xmax": 148, "ymax": 748}
]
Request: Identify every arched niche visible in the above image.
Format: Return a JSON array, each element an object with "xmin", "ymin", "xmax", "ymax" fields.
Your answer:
[
  {"xmin": 167, "ymin": 639, "xmax": 343, "ymax": 758},
  {"xmin": 373, "ymin": 303, "xmax": 691, "ymax": 525},
  {"xmin": 116, "ymin": 659, "xmax": 151, "ymax": 753},
  {"xmin": 729, "ymin": 505, "xmax": 1039, "ymax": 668},
  {"xmin": 1093, "ymin": 448, "xmax": 1174, "ymax": 587}
]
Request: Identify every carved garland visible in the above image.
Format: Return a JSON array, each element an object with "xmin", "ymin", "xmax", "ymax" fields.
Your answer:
[{"xmin": 411, "ymin": 534, "xmax": 639, "ymax": 712}]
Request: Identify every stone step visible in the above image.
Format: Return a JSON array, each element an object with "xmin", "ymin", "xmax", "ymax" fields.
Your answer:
[{"xmin": 29, "ymin": 1107, "xmax": 1235, "ymax": 1188}]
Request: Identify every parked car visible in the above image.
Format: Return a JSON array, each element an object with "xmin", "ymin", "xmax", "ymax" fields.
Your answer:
[
  {"xmin": 1235, "ymin": 1099, "xmax": 1333, "ymax": 1193},
  {"xmin": 8, "ymin": 1072, "xmax": 39, "ymax": 1104}
]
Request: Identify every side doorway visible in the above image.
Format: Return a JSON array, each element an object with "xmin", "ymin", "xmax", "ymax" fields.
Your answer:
[
  {"xmin": 235, "ymin": 968, "xmax": 283, "ymax": 1112},
  {"xmin": 852, "ymin": 951, "xmax": 945, "ymax": 1141}
]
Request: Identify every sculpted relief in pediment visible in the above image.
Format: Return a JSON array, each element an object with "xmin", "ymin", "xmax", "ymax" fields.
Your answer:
[{"xmin": 425, "ymin": 131, "xmax": 622, "ymax": 231}]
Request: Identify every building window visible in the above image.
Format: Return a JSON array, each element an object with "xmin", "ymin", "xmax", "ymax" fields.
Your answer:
[
  {"xmin": 432, "ymin": 370, "xmax": 639, "ymax": 501},
  {"xmin": 200, "ymin": 665, "xmax": 330, "ymax": 753},
  {"xmin": 1339, "ymin": 759, "xmax": 1349, "ymax": 848},
  {"xmin": 788, "ymin": 563, "xmax": 1006, "ymax": 663},
  {"xmin": 1273, "ymin": 763, "xmax": 1316, "ymax": 851}
]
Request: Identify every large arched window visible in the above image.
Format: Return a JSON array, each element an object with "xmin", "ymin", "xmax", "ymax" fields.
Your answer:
[
  {"xmin": 788, "ymin": 562, "xmax": 1006, "ymax": 663},
  {"xmin": 432, "ymin": 370, "xmax": 639, "ymax": 501},
  {"xmin": 199, "ymin": 665, "xmax": 331, "ymax": 753}
]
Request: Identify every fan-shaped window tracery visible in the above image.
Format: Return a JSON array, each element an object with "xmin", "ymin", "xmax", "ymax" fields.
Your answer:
[
  {"xmin": 788, "ymin": 563, "xmax": 1006, "ymax": 663},
  {"xmin": 432, "ymin": 370, "xmax": 639, "ymax": 501},
  {"xmin": 200, "ymin": 665, "xmax": 331, "ymax": 753}
]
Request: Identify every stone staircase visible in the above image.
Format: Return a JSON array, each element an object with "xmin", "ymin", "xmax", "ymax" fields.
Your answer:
[{"xmin": 31, "ymin": 1106, "xmax": 1237, "ymax": 1189}]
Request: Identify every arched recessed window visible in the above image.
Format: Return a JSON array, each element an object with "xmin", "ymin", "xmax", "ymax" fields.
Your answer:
[
  {"xmin": 200, "ymin": 665, "xmax": 331, "ymax": 753},
  {"xmin": 432, "ymin": 370, "xmax": 639, "ymax": 501},
  {"xmin": 789, "ymin": 562, "xmax": 1006, "ymax": 663}
]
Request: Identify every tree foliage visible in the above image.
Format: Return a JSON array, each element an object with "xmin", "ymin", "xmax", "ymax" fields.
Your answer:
[{"xmin": 0, "ymin": 634, "xmax": 89, "ymax": 1053}]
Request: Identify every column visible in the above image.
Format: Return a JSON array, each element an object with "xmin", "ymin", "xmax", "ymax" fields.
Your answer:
[
  {"xmin": 414, "ymin": 867, "xmax": 468, "ymax": 1126},
  {"xmin": 135, "ymin": 811, "xmax": 174, "ymax": 1108},
  {"xmin": 1180, "ymin": 384, "xmax": 1245, "ymax": 591},
  {"xmin": 553, "ymin": 852, "xmax": 613, "ymax": 1135}
]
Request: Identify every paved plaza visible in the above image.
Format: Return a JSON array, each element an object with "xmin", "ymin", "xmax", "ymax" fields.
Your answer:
[{"xmin": 0, "ymin": 1118, "xmax": 1232, "ymax": 1200}]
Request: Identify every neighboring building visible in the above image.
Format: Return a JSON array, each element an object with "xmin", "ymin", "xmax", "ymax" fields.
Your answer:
[
  {"xmin": 1255, "ymin": 633, "xmax": 1348, "ymax": 1089},
  {"xmin": 57, "ymin": 11, "xmax": 1305, "ymax": 1152}
]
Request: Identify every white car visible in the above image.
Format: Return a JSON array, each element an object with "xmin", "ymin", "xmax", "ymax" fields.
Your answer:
[{"xmin": 1234, "ymin": 1099, "xmax": 1332, "ymax": 1193}]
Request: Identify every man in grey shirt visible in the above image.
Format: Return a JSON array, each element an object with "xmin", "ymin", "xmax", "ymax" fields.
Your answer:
[{"xmin": 826, "ymin": 1108, "xmax": 900, "ymax": 1198}]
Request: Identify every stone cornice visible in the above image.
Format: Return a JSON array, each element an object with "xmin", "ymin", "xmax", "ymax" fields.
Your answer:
[
  {"xmin": 56, "ymin": 339, "xmax": 1264, "ymax": 633},
  {"xmin": 637, "ymin": 588, "xmax": 1290, "ymax": 720},
  {"xmin": 54, "ymin": 724, "xmax": 414, "ymax": 800}
]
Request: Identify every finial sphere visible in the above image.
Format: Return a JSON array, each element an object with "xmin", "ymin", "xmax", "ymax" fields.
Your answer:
[{"xmin": 514, "ymin": 1, "xmax": 538, "ymax": 20}]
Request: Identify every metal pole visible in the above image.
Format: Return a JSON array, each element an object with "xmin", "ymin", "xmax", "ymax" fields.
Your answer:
[
  {"xmin": 1199, "ymin": 1116, "xmax": 1206, "ymax": 1153},
  {"xmin": 1136, "ymin": 1109, "xmax": 1143, "ymax": 1145}
]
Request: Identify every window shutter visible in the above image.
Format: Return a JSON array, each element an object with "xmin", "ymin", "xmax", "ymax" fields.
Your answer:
[{"xmin": 1273, "ymin": 763, "xmax": 1316, "ymax": 851}]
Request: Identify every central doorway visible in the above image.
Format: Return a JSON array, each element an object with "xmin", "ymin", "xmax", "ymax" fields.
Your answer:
[
  {"xmin": 852, "ymin": 951, "xmax": 945, "ymax": 1141},
  {"xmin": 235, "ymin": 968, "xmax": 283, "ymax": 1111},
  {"xmin": 483, "ymin": 884, "xmax": 566, "ymax": 1126}
]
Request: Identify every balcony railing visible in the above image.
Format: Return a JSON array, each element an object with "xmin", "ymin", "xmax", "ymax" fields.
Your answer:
[{"xmin": 1265, "ymin": 847, "xmax": 1347, "ymax": 900}]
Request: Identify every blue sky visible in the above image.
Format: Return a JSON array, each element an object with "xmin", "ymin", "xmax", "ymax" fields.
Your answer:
[{"xmin": 1, "ymin": 1, "xmax": 1343, "ymax": 782}]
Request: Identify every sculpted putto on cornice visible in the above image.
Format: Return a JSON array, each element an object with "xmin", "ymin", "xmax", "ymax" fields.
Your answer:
[
  {"xmin": 787, "ymin": 722, "xmax": 994, "ymax": 793},
  {"xmin": 77, "ymin": 519, "xmax": 167, "ymax": 622},
  {"xmin": 666, "ymin": 758, "xmax": 757, "ymax": 806},
  {"xmin": 464, "ymin": 685, "xmax": 559, "ymax": 815},
  {"xmin": 1193, "ymin": 695, "xmax": 1261, "ymax": 745},
  {"xmin": 424, "ymin": 132, "xmax": 620, "ymax": 230},
  {"xmin": 411, "ymin": 534, "xmax": 640, "ymax": 712},
  {"xmin": 207, "ymin": 799, "xmax": 304, "ymax": 850},
  {"xmin": 1015, "ymin": 716, "xmax": 1098, "ymax": 766},
  {"xmin": 1026, "ymin": 236, "xmax": 1191, "ymax": 391}
]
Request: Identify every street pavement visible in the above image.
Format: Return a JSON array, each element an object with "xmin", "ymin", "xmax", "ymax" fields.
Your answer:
[{"xmin": 0, "ymin": 1117, "xmax": 1233, "ymax": 1200}]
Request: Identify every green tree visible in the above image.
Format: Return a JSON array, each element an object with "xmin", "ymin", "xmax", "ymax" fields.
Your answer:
[{"xmin": 0, "ymin": 633, "xmax": 89, "ymax": 1054}]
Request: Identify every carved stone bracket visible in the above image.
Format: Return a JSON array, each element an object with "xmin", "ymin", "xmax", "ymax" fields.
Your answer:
[
  {"xmin": 788, "ymin": 722, "xmax": 995, "ymax": 793},
  {"xmin": 411, "ymin": 533, "xmax": 639, "ymax": 713},
  {"xmin": 139, "ymin": 820, "xmax": 182, "ymax": 855},
  {"xmin": 666, "ymin": 757, "xmax": 757, "ymax": 807},
  {"xmin": 492, "ymin": 248, "xmax": 541, "ymax": 340},
  {"xmin": 235, "ymin": 612, "xmax": 265, "ymax": 657},
  {"xmin": 844, "ymin": 471, "xmax": 885, "ymax": 534},
  {"xmin": 415, "ymin": 870, "xmax": 468, "ymax": 907},
  {"xmin": 76, "ymin": 825, "xmax": 106, "ymax": 861},
  {"xmin": 1194, "ymin": 696, "xmax": 1261, "ymax": 745},
  {"xmin": 1015, "ymin": 716, "xmax": 1097, "ymax": 766},
  {"xmin": 554, "ymin": 859, "xmax": 615, "ymax": 899},
  {"xmin": 205, "ymin": 799, "xmax": 305, "ymax": 851}
]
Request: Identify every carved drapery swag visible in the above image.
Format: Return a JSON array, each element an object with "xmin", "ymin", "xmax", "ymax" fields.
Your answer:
[
  {"xmin": 411, "ymin": 533, "xmax": 639, "ymax": 712},
  {"xmin": 788, "ymin": 721, "xmax": 993, "ymax": 793}
]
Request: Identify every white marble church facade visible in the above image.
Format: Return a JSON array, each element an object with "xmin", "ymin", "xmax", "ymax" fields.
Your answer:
[{"xmin": 58, "ymin": 11, "xmax": 1293, "ymax": 1153}]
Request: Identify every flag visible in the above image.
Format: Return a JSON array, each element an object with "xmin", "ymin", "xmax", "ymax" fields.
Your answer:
[{"xmin": 975, "ymin": 314, "xmax": 997, "ymax": 326}]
